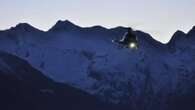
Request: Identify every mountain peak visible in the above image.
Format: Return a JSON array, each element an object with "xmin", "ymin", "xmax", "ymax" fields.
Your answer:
[
  {"xmin": 191, "ymin": 25, "xmax": 195, "ymax": 30},
  {"xmin": 187, "ymin": 26, "xmax": 195, "ymax": 36},
  {"xmin": 49, "ymin": 20, "xmax": 80, "ymax": 32},
  {"xmin": 15, "ymin": 23, "xmax": 32, "ymax": 28},
  {"xmin": 167, "ymin": 30, "xmax": 186, "ymax": 47},
  {"xmin": 11, "ymin": 23, "xmax": 38, "ymax": 32},
  {"xmin": 90, "ymin": 25, "xmax": 107, "ymax": 30},
  {"xmin": 56, "ymin": 20, "xmax": 74, "ymax": 26},
  {"xmin": 173, "ymin": 30, "xmax": 186, "ymax": 37}
]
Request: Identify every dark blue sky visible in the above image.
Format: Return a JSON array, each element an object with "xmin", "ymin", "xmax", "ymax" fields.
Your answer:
[{"xmin": 0, "ymin": 0, "xmax": 195, "ymax": 43}]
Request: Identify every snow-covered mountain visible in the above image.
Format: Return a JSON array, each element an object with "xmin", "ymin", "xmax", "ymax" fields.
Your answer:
[
  {"xmin": 0, "ymin": 20, "xmax": 195, "ymax": 110},
  {"xmin": 0, "ymin": 51, "xmax": 118, "ymax": 110}
]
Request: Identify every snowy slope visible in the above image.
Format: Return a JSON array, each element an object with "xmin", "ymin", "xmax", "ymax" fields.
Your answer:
[
  {"xmin": 0, "ymin": 51, "xmax": 117, "ymax": 110},
  {"xmin": 0, "ymin": 20, "xmax": 195, "ymax": 110}
]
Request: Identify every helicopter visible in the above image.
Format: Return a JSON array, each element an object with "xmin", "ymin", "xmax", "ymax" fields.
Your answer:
[{"xmin": 112, "ymin": 27, "xmax": 139, "ymax": 49}]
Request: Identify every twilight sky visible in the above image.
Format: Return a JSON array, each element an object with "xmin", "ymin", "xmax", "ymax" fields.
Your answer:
[{"xmin": 0, "ymin": 0, "xmax": 195, "ymax": 43}]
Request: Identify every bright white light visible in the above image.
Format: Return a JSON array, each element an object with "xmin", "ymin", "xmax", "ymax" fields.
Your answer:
[{"xmin": 129, "ymin": 42, "xmax": 137, "ymax": 49}]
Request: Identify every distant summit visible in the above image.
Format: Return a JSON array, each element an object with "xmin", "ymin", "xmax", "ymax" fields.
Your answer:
[
  {"xmin": 168, "ymin": 30, "xmax": 186, "ymax": 44},
  {"xmin": 168, "ymin": 26, "xmax": 195, "ymax": 44},
  {"xmin": 166, "ymin": 26, "xmax": 195, "ymax": 52},
  {"xmin": 49, "ymin": 20, "xmax": 80, "ymax": 32},
  {"xmin": 10, "ymin": 23, "xmax": 41, "ymax": 32},
  {"xmin": 187, "ymin": 26, "xmax": 195, "ymax": 39}
]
